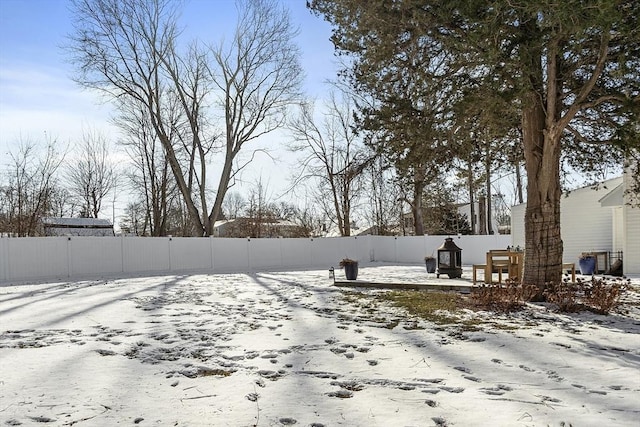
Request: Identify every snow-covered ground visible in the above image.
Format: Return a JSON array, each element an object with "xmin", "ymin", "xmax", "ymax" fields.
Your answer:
[{"xmin": 1, "ymin": 264, "xmax": 639, "ymax": 426}]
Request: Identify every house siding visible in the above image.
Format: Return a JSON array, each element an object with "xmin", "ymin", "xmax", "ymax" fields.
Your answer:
[
  {"xmin": 612, "ymin": 207, "xmax": 624, "ymax": 253},
  {"xmin": 624, "ymin": 204, "xmax": 640, "ymax": 275},
  {"xmin": 561, "ymin": 178, "xmax": 623, "ymax": 264},
  {"xmin": 510, "ymin": 204, "xmax": 526, "ymax": 249},
  {"xmin": 623, "ymin": 169, "xmax": 640, "ymax": 275}
]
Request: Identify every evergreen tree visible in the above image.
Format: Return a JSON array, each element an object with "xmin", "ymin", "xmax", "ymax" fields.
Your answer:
[{"xmin": 309, "ymin": 0, "xmax": 639, "ymax": 291}]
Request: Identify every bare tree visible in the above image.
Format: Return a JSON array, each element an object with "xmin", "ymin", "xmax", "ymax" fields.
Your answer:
[
  {"xmin": 68, "ymin": 0, "xmax": 302, "ymax": 236},
  {"xmin": 68, "ymin": 0, "xmax": 206, "ymax": 234},
  {"xmin": 0, "ymin": 138, "xmax": 65, "ymax": 236},
  {"xmin": 288, "ymin": 91, "xmax": 370, "ymax": 236},
  {"xmin": 66, "ymin": 130, "xmax": 118, "ymax": 218},
  {"xmin": 207, "ymin": 0, "xmax": 304, "ymax": 230},
  {"xmin": 116, "ymin": 99, "xmax": 178, "ymax": 236},
  {"xmin": 222, "ymin": 191, "xmax": 246, "ymax": 220},
  {"xmin": 363, "ymin": 157, "xmax": 400, "ymax": 235}
]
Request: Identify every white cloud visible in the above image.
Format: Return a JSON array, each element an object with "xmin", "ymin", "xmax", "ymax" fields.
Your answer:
[{"xmin": 0, "ymin": 63, "xmax": 118, "ymax": 155}]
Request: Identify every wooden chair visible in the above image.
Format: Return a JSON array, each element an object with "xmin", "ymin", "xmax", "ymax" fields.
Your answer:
[{"xmin": 485, "ymin": 250, "xmax": 524, "ymax": 284}]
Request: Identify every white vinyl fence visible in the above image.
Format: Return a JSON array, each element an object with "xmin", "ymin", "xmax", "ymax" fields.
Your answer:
[{"xmin": 0, "ymin": 234, "xmax": 511, "ymax": 284}]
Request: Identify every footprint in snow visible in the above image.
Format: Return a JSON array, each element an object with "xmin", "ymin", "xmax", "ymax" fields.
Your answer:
[
  {"xmin": 432, "ymin": 416, "xmax": 448, "ymax": 426},
  {"xmin": 480, "ymin": 385, "xmax": 512, "ymax": 395},
  {"xmin": 538, "ymin": 395, "xmax": 562, "ymax": 403},
  {"xmin": 327, "ymin": 390, "xmax": 353, "ymax": 398},
  {"xmin": 439, "ymin": 386, "xmax": 465, "ymax": 393}
]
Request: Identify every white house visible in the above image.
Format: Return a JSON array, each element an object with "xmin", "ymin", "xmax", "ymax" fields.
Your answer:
[
  {"xmin": 457, "ymin": 201, "xmax": 501, "ymax": 235},
  {"xmin": 511, "ymin": 169, "xmax": 640, "ymax": 276}
]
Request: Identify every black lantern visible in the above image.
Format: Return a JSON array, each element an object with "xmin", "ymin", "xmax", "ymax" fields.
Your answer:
[{"xmin": 436, "ymin": 237, "xmax": 462, "ymax": 278}]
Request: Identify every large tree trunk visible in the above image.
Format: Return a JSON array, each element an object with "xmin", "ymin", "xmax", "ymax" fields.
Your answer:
[
  {"xmin": 413, "ymin": 168, "xmax": 425, "ymax": 236},
  {"xmin": 521, "ymin": 90, "xmax": 563, "ymax": 292},
  {"xmin": 485, "ymin": 151, "xmax": 494, "ymax": 235},
  {"xmin": 467, "ymin": 161, "xmax": 476, "ymax": 234},
  {"xmin": 478, "ymin": 195, "xmax": 486, "ymax": 235}
]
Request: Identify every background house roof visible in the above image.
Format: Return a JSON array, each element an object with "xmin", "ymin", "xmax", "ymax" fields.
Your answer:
[
  {"xmin": 599, "ymin": 183, "xmax": 624, "ymax": 207},
  {"xmin": 42, "ymin": 217, "xmax": 114, "ymax": 236}
]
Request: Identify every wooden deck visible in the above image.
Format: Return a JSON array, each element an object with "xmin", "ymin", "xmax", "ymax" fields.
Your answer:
[{"xmin": 333, "ymin": 280, "xmax": 473, "ymax": 293}]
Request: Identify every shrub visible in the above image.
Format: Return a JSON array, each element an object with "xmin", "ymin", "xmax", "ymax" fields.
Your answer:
[
  {"xmin": 544, "ymin": 276, "xmax": 628, "ymax": 314},
  {"xmin": 544, "ymin": 281, "xmax": 582, "ymax": 312},
  {"xmin": 472, "ymin": 280, "xmax": 539, "ymax": 312},
  {"xmin": 582, "ymin": 276, "xmax": 629, "ymax": 314},
  {"xmin": 339, "ymin": 258, "xmax": 357, "ymax": 267}
]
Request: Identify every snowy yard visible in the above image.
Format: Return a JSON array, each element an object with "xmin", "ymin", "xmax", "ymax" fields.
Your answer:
[{"xmin": 1, "ymin": 265, "xmax": 639, "ymax": 426}]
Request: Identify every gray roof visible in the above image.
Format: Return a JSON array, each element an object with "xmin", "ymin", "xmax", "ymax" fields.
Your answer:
[
  {"xmin": 42, "ymin": 217, "xmax": 113, "ymax": 227},
  {"xmin": 42, "ymin": 217, "xmax": 114, "ymax": 236}
]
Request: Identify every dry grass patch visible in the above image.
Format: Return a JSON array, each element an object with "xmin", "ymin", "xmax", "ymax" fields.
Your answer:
[
  {"xmin": 341, "ymin": 290, "xmax": 467, "ymax": 326},
  {"xmin": 339, "ymin": 289, "xmax": 538, "ymax": 331},
  {"xmin": 378, "ymin": 290, "xmax": 464, "ymax": 325}
]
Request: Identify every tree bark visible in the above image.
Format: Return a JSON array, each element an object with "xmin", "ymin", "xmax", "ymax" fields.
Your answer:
[
  {"xmin": 467, "ymin": 161, "xmax": 476, "ymax": 234},
  {"xmin": 413, "ymin": 168, "xmax": 425, "ymax": 236},
  {"xmin": 478, "ymin": 195, "xmax": 486, "ymax": 235},
  {"xmin": 521, "ymin": 89, "xmax": 563, "ymax": 292}
]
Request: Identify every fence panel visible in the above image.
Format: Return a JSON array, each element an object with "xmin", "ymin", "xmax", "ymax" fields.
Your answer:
[
  {"xmin": 395, "ymin": 236, "xmax": 428, "ymax": 263},
  {"xmin": 456, "ymin": 235, "xmax": 512, "ymax": 265},
  {"xmin": 170, "ymin": 237, "xmax": 212, "ymax": 271},
  {"xmin": 0, "ymin": 238, "xmax": 7, "ymax": 282},
  {"xmin": 369, "ymin": 236, "xmax": 396, "ymax": 262},
  {"xmin": 123, "ymin": 237, "xmax": 170, "ymax": 274},
  {"xmin": 212, "ymin": 238, "xmax": 249, "ymax": 272},
  {"xmin": 0, "ymin": 234, "xmax": 515, "ymax": 283},
  {"xmin": 280, "ymin": 238, "xmax": 312, "ymax": 268},
  {"xmin": 6, "ymin": 237, "xmax": 69, "ymax": 281},
  {"xmin": 69, "ymin": 236, "xmax": 123, "ymax": 276},
  {"xmin": 248, "ymin": 238, "xmax": 282, "ymax": 269}
]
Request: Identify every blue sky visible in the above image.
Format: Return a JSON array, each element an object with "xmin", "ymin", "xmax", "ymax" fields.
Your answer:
[{"xmin": 0, "ymin": 0, "xmax": 339, "ymax": 184}]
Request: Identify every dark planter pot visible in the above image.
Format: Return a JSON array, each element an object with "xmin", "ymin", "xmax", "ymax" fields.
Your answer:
[
  {"xmin": 579, "ymin": 257, "xmax": 596, "ymax": 275},
  {"xmin": 344, "ymin": 262, "xmax": 358, "ymax": 280},
  {"xmin": 425, "ymin": 258, "xmax": 436, "ymax": 273}
]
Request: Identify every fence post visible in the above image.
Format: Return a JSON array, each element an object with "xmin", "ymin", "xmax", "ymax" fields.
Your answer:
[
  {"xmin": 247, "ymin": 237, "xmax": 251, "ymax": 270},
  {"xmin": 0, "ymin": 237, "xmax": 8, "ymax": 282},
  {"xmin": 120, "ymin": 234, "xmax": 125, "ymax": 273},
  {"xmin": 66, "ymin": 237, "xmax": 72, "ymax": 278},
  {"xmin": 210, "ymin": 236, "xmax": 215, "ymax": 270},
  {"xmin": 394, "ymin": 236, "xmax": 398, "ymax": 263}
]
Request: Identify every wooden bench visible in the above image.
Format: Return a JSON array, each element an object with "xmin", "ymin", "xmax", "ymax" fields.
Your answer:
[
  {"xmin": 473, "ymin": 262, "xmax": 512, "ymax": 285},
  {"xmin": 475, "ymin": 261, "xmax": 575, "ymax": 284},
  {"xmin": 563, "ymin": 263, "xmax": 576, "ymax": 283},
  {"xmin": 472, "ymin": 264, "xmax": 486, "ymax": 285}
]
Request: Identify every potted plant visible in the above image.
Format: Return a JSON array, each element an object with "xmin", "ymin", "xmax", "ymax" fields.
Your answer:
[
  {"xmin": 424, "ymin": 255, "xmax": 436, "ymax": 273},
  {"xmin": 339, "ymin": 258, "xmax": 359, "ymax": 280},
  {"xmin": 579, "ymin": 253, "xmax": 596, "ymax": 275}
]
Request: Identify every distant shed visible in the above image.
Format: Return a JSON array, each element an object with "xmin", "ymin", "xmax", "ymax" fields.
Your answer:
[{"xmin": 42, "ymin": 217, "xmax": 114, "ymax": 237}]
